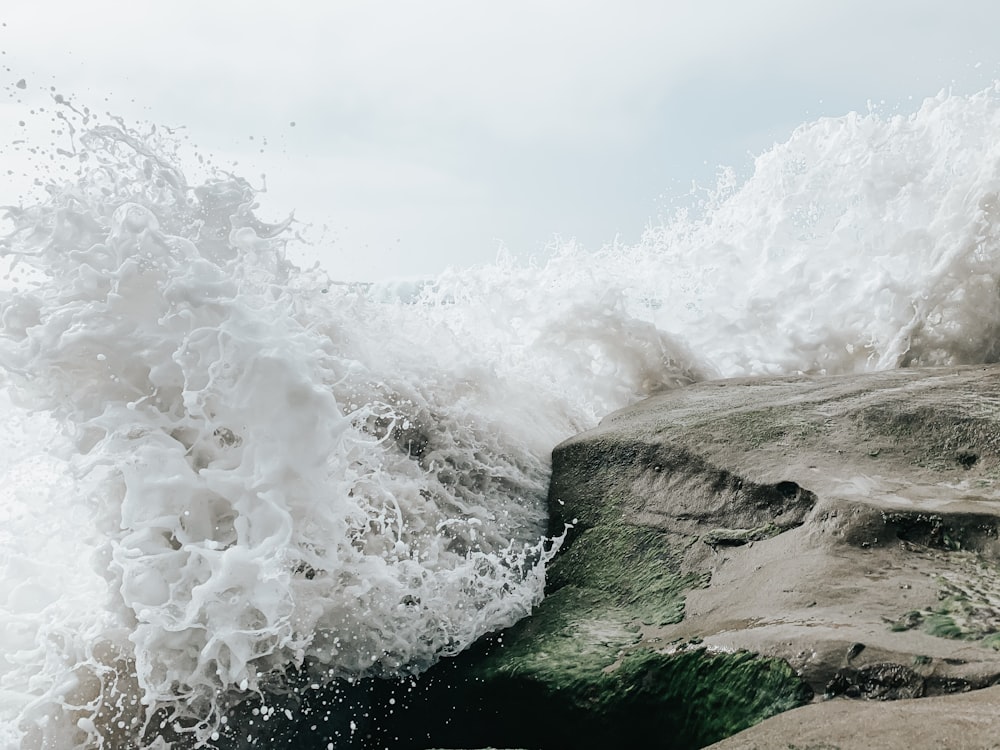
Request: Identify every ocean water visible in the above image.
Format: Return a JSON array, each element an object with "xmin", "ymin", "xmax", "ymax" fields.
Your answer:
[{"xmin": 3, "ymin": 84, "xmax": 1000, "ymax": 748}]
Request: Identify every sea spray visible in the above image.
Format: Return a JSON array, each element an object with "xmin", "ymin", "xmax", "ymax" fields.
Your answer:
[
  {"xmin": 627, "ymin": 85, "xmax": 1000, "ymax": 375},
  {"xmin": 3, "ymin": 83, "xmax": 1000, "ymax": 747},
  {"xmin": 0, "ymin": 121, "xmax": 699, "ymax": 747}
]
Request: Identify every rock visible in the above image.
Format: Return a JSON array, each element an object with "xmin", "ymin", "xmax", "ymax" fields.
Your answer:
[
  {"xmin": 541, "ymin": 364, "xmax": 1000, "ymax": 745},
  {"xmin": 825, "ymin": 662, "xmax": 925, "ymax": 700},
  {"xmin": 374, "ymin": 365, "xmax": 1000, "ymax": 748},
  {"xmin": 706, "ymin": 685, "xmax": 1000, "ymax": 749}
]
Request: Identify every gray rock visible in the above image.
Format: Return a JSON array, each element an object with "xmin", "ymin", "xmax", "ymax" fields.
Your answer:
[
  {"xmin": 548, "ymin": 364, "xmax": 1000, "ymax": 706},
  {"xmin": 707, "ymin": 684, "xmax": 1000, "ymax": 749}
]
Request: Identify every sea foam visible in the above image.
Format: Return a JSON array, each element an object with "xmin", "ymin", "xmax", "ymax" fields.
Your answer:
[{"xmin": 2, "ymin": 84, "xmax": 1000, "ymax": 747}]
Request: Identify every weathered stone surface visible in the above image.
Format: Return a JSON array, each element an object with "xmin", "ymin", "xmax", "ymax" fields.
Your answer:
[
  {"xmin": 541, "ymin": 364, "xmax": 1000, "ymax": 746},
  {"xmin": 707, "ymin": 684, "xmax": 1000, "ymax": 749}
]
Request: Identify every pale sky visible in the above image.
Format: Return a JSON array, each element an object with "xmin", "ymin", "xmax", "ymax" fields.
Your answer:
[{"xmin": 2, "ymin": 1, "xmax": 999, "ymax": 280}]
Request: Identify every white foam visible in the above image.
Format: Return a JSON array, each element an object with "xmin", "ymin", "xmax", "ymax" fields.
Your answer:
[{"xmin": 0, "ymin": 135, "xmax": 606, "ymax": 746}]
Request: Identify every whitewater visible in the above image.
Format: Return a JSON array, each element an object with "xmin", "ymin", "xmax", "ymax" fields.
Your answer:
[{"xmin": 2, "ymin": 84, "xmax": 1000, "ymax": 748}]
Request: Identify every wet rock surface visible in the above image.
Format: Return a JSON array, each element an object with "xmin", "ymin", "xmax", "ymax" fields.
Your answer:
[
  {"xmin": 707, "ymin": 684, "xmax": 1000, "ymax": 749},
  {"xmin": 368, "ymin": 365, "xmax": 1000, "ymax": 748},
  {"xmin": 543, "ymin": 364, "xmax": 1000, "ymax": 747}
]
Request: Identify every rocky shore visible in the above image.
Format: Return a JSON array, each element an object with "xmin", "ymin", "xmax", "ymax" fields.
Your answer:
[{"xmin": 378, "ymin": 364, "xmax": 1000, "ymax": 748}]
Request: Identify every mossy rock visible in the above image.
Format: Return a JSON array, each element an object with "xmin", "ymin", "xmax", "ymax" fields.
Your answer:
[
  {"xmin": 364, "ymin": 473, "xmax": 810, "ymax": 748},
  {"xmin": 889, "ymin": 564, "xmax": 1000, "ymax": 646},
  {"xmin": 543, "ymin": 523, "xmax": 703, "ymax": 626},
  {"xmin": 373, "ymin": 638, "xmax": 811, "ymax": 750}
]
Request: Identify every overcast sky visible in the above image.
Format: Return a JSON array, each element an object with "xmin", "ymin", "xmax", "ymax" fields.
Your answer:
[{"xmin": 1, "ymin": 1, "xmax": 999, "ymax": 281}]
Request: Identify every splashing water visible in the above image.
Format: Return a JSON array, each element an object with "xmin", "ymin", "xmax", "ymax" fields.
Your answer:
[
  {"xmin": 0, "ymin": 118, "xmax": 700, "ymax": 748},
  {"xmin": 2, "ymin": 83, "xmax": 1000, "ymax": 747}
]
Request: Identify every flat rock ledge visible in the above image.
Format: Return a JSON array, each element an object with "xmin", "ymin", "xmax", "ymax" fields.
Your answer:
[{"xmin": 371, "ymin": 365, "xmax": 1000, "ymax": 748}]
